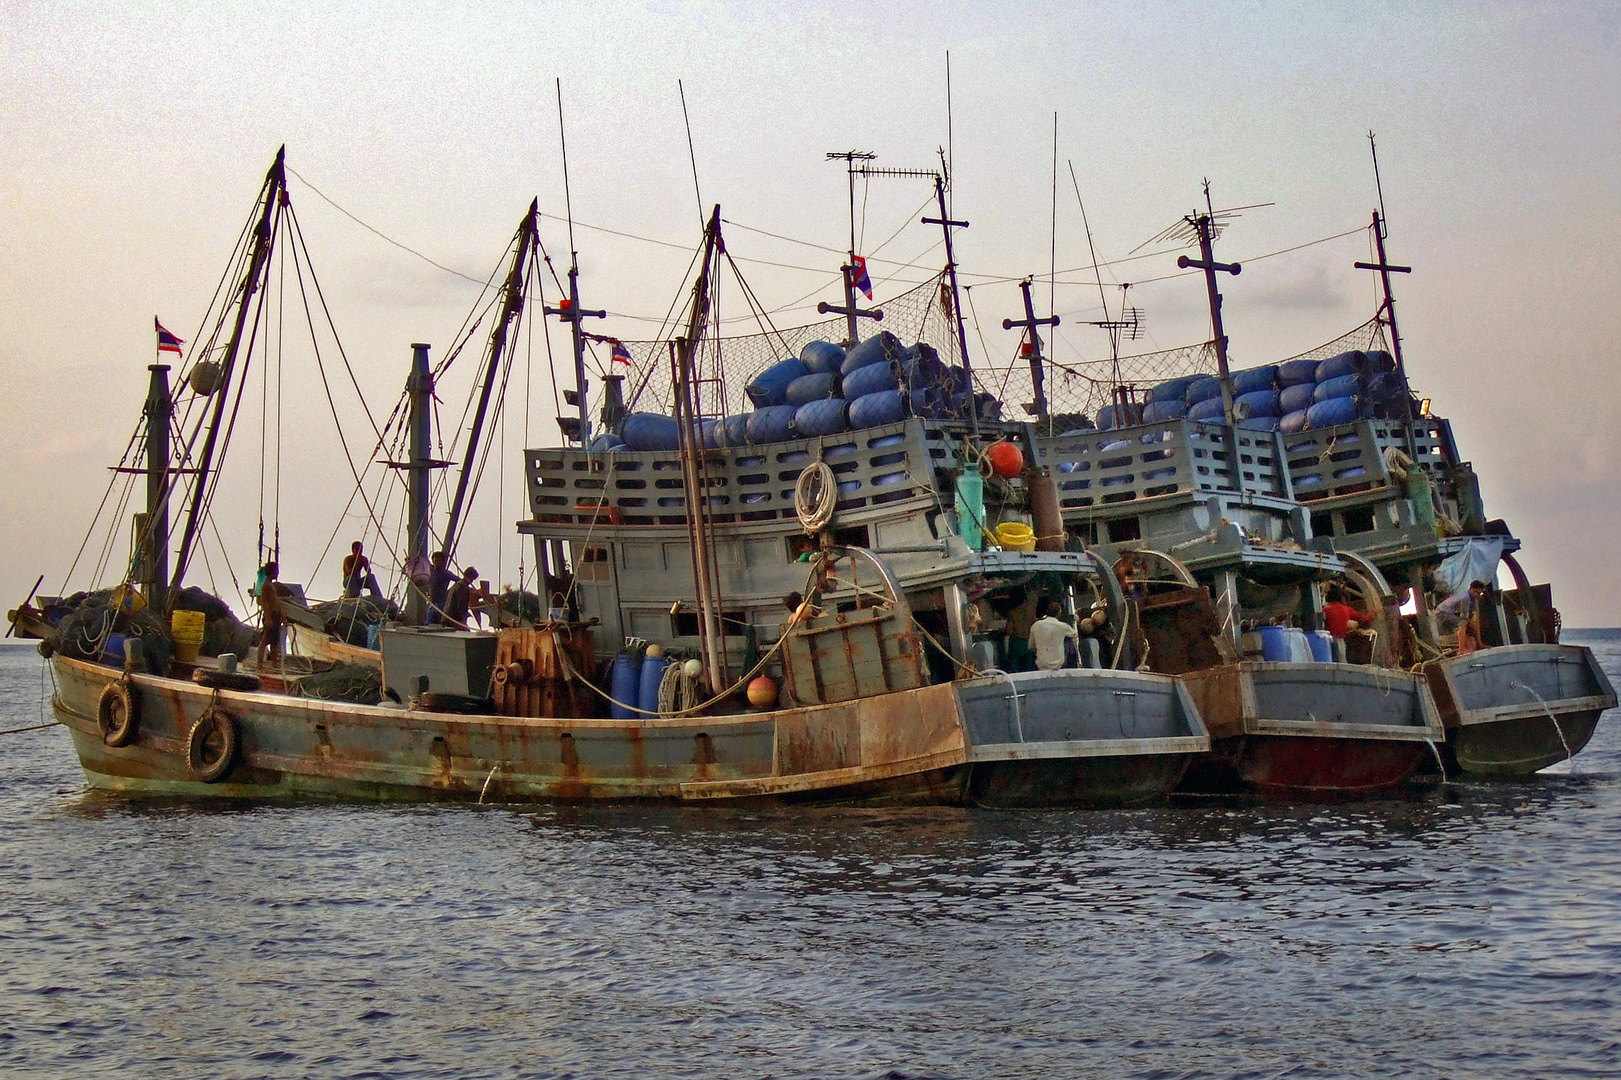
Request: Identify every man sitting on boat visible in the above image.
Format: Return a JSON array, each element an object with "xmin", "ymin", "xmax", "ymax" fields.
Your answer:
[{"xmin": 341, "ymin": 540, "xmax": 384, "ymax": 600}]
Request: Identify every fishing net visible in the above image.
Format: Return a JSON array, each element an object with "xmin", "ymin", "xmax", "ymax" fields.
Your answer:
[{"xmin": 294, "ymin": 662, "xmax": 384, "ymax": 705}]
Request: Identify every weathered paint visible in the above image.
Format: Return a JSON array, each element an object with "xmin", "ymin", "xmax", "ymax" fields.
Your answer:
[
  {"xmin": 1424, "ymin": 643, "xmax": 1616, "ymax": 775},
  {"xmin": 1179, "ymin": 661, "xmax": 1443, "ymax": 797}
]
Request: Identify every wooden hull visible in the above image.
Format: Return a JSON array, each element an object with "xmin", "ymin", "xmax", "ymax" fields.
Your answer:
[
  {"xmin": 49, "ymin": 656, "xmax": 1206, "ymax": 807},
  {"xmin": 288, "ymin": 622, "xmax": 382, "ymax": 668},
  {"xmin": 1424, "ymin": 644, "xmax": 1616, "ymax": 776},
  {"xmin": 1179, "ymin": 662, "xmax": 1443, "ymax": 798}
]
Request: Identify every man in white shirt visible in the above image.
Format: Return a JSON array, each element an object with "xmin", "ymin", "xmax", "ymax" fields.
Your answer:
[{"xmin": 1028, "ymin": 601, "xmax": 1079, "ymax": 671}]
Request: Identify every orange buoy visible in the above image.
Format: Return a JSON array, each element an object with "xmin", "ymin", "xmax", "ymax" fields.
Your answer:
[
  {"xmin": 746, "ymin": 676, "xmax": 778, "ymax": 709},
  {"xmin": 985, "ymin": 441, "xmax": 1024, "ymax": 478}
]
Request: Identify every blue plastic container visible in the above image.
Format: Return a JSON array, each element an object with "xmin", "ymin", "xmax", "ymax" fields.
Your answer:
[
  {"xmin": 1186, "ymin": 376, "xmax": 1223, "ymax": 404},
  {"xmin": 976, "ymin": 394, "xmax": 1003, "ymax": 423},
  {"xmin": 1096, "ymin": 402, "xmax": 1145, "ymax": 430},
  {"xmin": 638, "ymin": 654, "xmax": 669, "ymax": 716},
  {"xmin": 908, "ymin": 386, "xmax": 943, "ymax": 419},
  {"xmin": 841, "ymin": 359, "xmax": 899, "ymax": 399},
  {"xmin": 1187, "ymin": 396, "xmax": 1226, "ymax": 422},
  {"xmin": 1238, "ymin": 415, "xmax": 1280, "ymax": 432},
  {"xmin": 1365, "ymin": 349, "xmax": 1396, "ymax": 373},
  {"xmin": 745, "ymin": 357, "xmax": 809, "ymax": 407},
  {"xmin": 707, "ymin": 413, "xmax": 749, "ymax": 448},
  {"xmin": 848, "ymin": 389, "xmax": 907, "ymax": 429},
  {"xmin": 840, "ymin": 331, "xmax": 904, "ymax": 377},
  {"xmin": 1150, "ymin": 375, "xmax": 1198, "ymax": 403},
  {"xmin": 747, "ymin": 405, "xmax": 799, "ymax": 444},
  {"xmin": 588, "ymin": 432, "xmax": 625, "ymax": 453},
  {"xmin": 1277, "ymin": 357, "xmax": 1319, "ymax": 386},
  {"xmin": 1232, "ymin": 365, "xmax": 1279, "ymax": 395},
  {"xmin": 794, "ymin": 397, "xmax": 849, "ymax": 437},
  {"xmin": 1142, "ymin": 398, "xmax": 1189, "ymax": 423},
  {"xmin": 1279, "ymin": 409, "xmax": 1310, "ymax": 434},
  {"xmin": 1235, "ymin": 389, "xmax": 1282, "ymax": 418},
  {"xmin": 785, "ymin": 371, "xmax": 840, "ymax": 406},
  {"xmin": 1307, "ymin": 630, "xmax": 1334, "ymax": 663},
  {"xmin": 620, "ymin": 412, "xmax": 681, "ymax": 451},
  {"xmin": 610, "ymin": 653, "xmax": 643, "ymax": 719},
  {"xmin": 1305, "ymin": 396, "xmax": 1358, "ymax": 429},
  {"xmin": 1279, "ymin": 382, "xmax": 1316, "ymax": 414},
  {"xmin": 1314, "ymin": 350, "xmax": 1366, "ymax": 382},
  {"xmin": 1313, "ymin": 373, "xmax": 1362, "ymax": 403},
  {"xmin": 1258, "ymin": 625, "xmax": 1290, "ymax": 661},
  {"xmin": 800, "ymin": 340, "xmax": 846, "ymax": 375}
]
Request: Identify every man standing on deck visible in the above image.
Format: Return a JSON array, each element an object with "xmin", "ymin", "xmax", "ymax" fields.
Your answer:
[
  {"xmin": 425, "ymin": 551, "xmax": 456, "ymax": 625},
  {"xmin": 256, "ymin": 561, "xmax": 287, "ymax": 667},
  {"xmin": 443, "ymin": 567, "xmax": 481, "ymax": 629},
  {"xmin": 1322, "ymin": 584, "xmax": 1376, "ymax": 639},
  {"xmin": 1029, "ymin": 601, "xmax": 1079, "ymax": 671}
]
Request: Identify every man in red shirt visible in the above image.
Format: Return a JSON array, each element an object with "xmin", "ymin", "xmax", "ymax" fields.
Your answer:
[{"xmin": 1322, "ymin": 583, "xmax": 1374, "ymax": 639}]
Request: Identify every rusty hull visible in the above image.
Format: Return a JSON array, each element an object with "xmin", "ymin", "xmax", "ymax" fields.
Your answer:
[{"xmin": 1179, "ymin": 661, "xmax": 1444, "ymax": 798}]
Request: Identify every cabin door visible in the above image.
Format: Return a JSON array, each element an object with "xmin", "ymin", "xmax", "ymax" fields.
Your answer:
[{"xmin": 570, "ymin": 540, "xmax": 623, "ymax": 656}]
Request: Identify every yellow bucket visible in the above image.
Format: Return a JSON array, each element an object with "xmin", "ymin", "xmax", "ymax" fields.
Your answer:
[
  {"xmin": 994, "ymin": 521, "xmax": 1036, "ymax": 552},
  {"xmin": 171, "ymin": 609, "xmax": 206, "ymax": 663}
]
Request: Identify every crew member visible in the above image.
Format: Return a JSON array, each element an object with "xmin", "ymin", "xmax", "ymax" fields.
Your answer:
[
  {"xmin": 1322, "ymin": 584, "xmax": 1375, "ymax": 639},
  {"xmin": 1436, "ymin": 579, "xmax": 1489, "ymax": 654},
  {"xmin": 443, "ymin": 566, "xmax": 482, "ymax": 629},
  {"xmin": 1029, "ymin": 600, "xmax": 1079, "ymax": 671},
  {"xmin": 256, "ymin": 560, "xmax": 287, "ymax": 667},
  {"xmin": 426, "ymin": 551, "xmax": 457, "ymax": 625},
  {"xmin": 342, "ymin": 540, "xmax": 383, "ymax": 600}
]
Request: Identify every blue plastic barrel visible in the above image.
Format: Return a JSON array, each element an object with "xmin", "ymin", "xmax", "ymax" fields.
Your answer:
[
  {"xmin": 841, "ymin": 331, "xmax": 903, "ymax": 376},
  {"xmin": 908, "ymin": 386, "xmax": 943, "ymax": 418},
  {"xmin": 588, "ymin": 432, "xmax": 625, "ymax": 453},
  {"xmin": 794, "ymin": 397, "xmax": 849, "ymax": 437},
  {"xmin": 1187, "ymin": 396, "xmax": 1226, "ymax": 422},
  {"xmin": 1307, "ymin": 630, "xmax": 1334, "ymax": 663},
  {"xmin": 747, "ymin": 405, "xmax": 799, "ymax": 444},
  {"xmin": 785, "ymin": 371, "xmax": 840, "ymax": 406},
  {"xmin": 638, "ymin": 654, "xmax": 669, "ymax": 716},
  {"xmin": 1277, "ymin": 357, "xmax": 1319, "ymax": 386},
  {"xmin": 1313, "ymin": 373, "xmax": 1362, "ymax": 403},
  {"xmin": 1365, "ymin": 349, "xmax": 1396, "ymax": 373},
  {"xmin": 1150, "ymin": 375, "xmax": 1197, "ymax": 403},
  {"xmin": 620, "ymin": 412, "xmax": 681, "ymax": 451},
  {"xmin": 848, "ymin": 389, "xmax": 907, "ymax": 429},
  {"xmin": 718, "ymin": 414, "xmax": 750, "ymax": 447},
  {"xmin": 1314, "ymin": 350, "xmax": 1366, "ymax": 382},
  {"xmin": 610, "ymin": 653, "xmax": 643, "ymax": 719},
  {"xmin": 745, "ymin": 357, "xmax": 808, "ymax": 407},
  {"xmin": 1235, "ymin": 389, "xmax": 1282, "ymax": 418},
  {"xmin": 1238, "ymin": 415, "xmax": 1280, "ymax": 432},
  {"xmin": 800, "ymin": 340, "xmax": 846, "ymax": 375},
  {"xmin": 1186, "ymin": 376, "xmax": 1223, "ymax": 404},
  {"xmin": 977, "ymin": 394, "xmax": 1004, "ymax": 422},
  {"xmin": 1258, "ymin": 625, "xmax": 1290, "ymax": 661},
  {"xmin": 1279, "ymin": 382, "xmax": 1316, "ymax": 414},
  {"xmin": 1279, "ymin": 409, "xmax": 1310, "ymax": 434},
  {"xmin": 1232, "ymin": 365, "xmax": 1279, "ymax": 395},
  {"xmin": 841, "ymin": 359, "xmax": 899, "ymax": 399},
  {"xmin": 1305, "ymin": 396, "xmax": 1358, "ymax": 429},
  {"xmin": 1142, "ymin": 398, "xmax": 1189, "ymax": 423}
]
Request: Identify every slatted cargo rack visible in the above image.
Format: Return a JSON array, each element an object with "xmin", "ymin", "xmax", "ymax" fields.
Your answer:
[
  {"xmin": 1281, "ymin": 419, "xmax": 1449, "ymax": 505},
  {"xmin": 1041, "ymin": 420, "xmax": 1293, "ymax": 521},
  {"xmin": 524, "ymin": 418, "xmax": 986, "ymax": 534}
]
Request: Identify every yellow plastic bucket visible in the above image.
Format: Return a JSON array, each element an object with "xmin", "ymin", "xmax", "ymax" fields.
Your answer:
[
  {"xmin": 171, "ymin": 610, "xmax": 206, "ymax": 663},
  {"xmin": 994, "ymin": 521, "xmax": 1036, "ymax": 552}
]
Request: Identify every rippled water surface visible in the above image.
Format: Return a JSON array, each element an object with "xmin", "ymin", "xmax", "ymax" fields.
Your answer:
[{"xmin": 3, "ymin": 635, "xmax": 1619, "ymax": 1079}]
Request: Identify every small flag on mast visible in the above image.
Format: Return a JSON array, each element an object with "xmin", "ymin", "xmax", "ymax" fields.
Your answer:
[
  {"xmin": 851, "ymin": 256, "xmax": 873, "ymax": 300},
  {"xmin": 609, "ymin": 339, "xmax": 632, "ymax": 365},
  {"xmin": 155, "ymin": 318, "xmax": 185, "ymax": 356}
]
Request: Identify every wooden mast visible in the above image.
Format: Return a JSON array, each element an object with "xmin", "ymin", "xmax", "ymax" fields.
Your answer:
[
  {"xmin": 1177, "ymin": 191, "xmax": 1245, "ymax": 496},
  {"xmin": 171, "ymin": 147, "xmax": 286, "ymax": 589}
]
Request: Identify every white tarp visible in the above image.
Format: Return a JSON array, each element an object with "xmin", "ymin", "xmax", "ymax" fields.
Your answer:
[{"xmin": 1434, "ymin": 537, "xmax": 1504, "ymax": 599}]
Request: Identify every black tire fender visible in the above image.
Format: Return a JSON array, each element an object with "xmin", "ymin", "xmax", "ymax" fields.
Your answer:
[
  {"xmin": 186, "ymin": 706, "xmax": 240, "ymax": 783},
  {"xmin": 97, "ymin": 681, "xmax": 138, "ymax": 747}
]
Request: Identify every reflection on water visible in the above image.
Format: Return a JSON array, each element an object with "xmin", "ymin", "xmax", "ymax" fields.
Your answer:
[{"xmin": 1, "ymin": 642, "xmax": 1619, "ymax": 1079}]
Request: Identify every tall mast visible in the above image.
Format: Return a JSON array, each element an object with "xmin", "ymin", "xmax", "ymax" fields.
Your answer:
[
  {"xmin": 442, "ymin": 201, "xmax": 538, "ymax": 561},
  {"xmin": 675, "ymin": 207, "xmax": 726, "ymax": 694},
  {"xmin": 172, "ymin": 147, "xmax": 286, "ymax": 589},
  {"xmin": 922, "ymin": 166, "xmax": 979, "ymax": 435},
  {"xmin": 1176, "ymin": 188, "xmax": 1245, "ymax": 495},
  {"xmin": 1003, "ymin": 279, "xmax": 1059, "ymax": 429},
  {"xmin": 404, "ymin": 342, "xmax": 434, "ymax": 626},
  {"xmin": 1354, "ymin": 136, "xmax": 1418, "ymax": 459},
  {"xmin": 143, "ymin": 363, "xmax": 172, "ymax": 603},
  {"xmin": 819, "ymin": 151, "xmax": 883, "ymax": 345}
]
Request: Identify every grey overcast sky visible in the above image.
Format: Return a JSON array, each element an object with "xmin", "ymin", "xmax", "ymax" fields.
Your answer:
[{"xmin": 2, "ymin": 1, "xmax": 1618, "ymax": 625}]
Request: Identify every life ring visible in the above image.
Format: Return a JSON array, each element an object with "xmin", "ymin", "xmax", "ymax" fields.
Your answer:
[
  {"xmin": 186, "ymin": 706, "xmax": 240, "ymax": 783},
  {"xmin": 97, "ymin": 681, "xmax": 138, "ymax": 747},
  {"xmin": 192, "ymin": 667, "xmax": 262, "ymax": 693}
]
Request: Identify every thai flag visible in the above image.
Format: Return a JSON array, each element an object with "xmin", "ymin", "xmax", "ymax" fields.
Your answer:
[
  {"xmin": 155, "ymin": 318, "xmax": 184, "ymax": 355},
  {"xmin": 851, "ymin": 256, "xmax": 873, "ymax": 300},
  {"xmin": 610, "ymin": 339, "xmax": 632, "ymax": 365}
]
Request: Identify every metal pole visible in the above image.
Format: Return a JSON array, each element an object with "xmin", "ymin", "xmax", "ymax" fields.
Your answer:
[
  {"xmin": 405, "ymin": 343, "xmax": 433, "ymax": 626},
  {"xmin": 144, "ymin": 364, "xmax": 171, "ymax": 604},
  {"xmin": 925, "ymin": 173, "xmax": 979, "ymax": 436}
]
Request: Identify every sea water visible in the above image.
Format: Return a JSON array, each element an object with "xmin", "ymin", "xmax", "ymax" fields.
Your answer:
[{"xmin": 1, "ymin": 633, "xmax": 1619, "ymax": 1079}]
